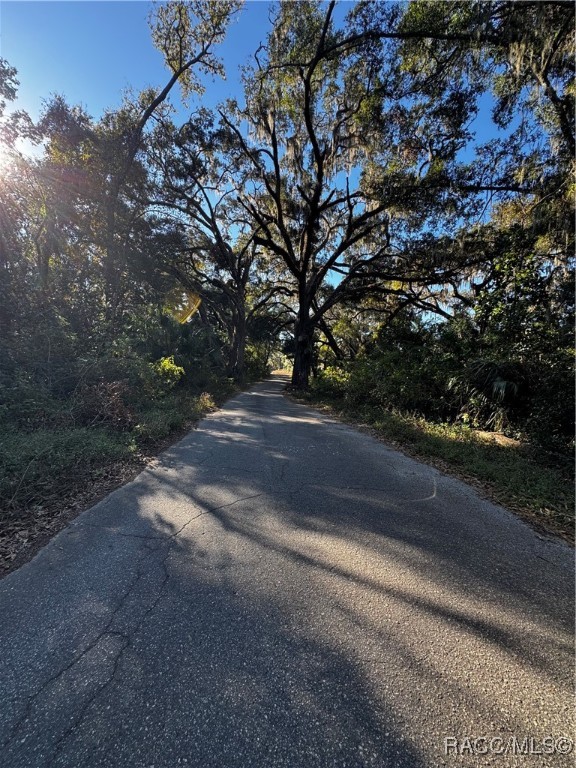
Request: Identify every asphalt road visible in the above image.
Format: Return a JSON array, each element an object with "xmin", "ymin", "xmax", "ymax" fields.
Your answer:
[{"xmin": 0, "ymin": 376, "xmax": 573, "ymax": 768}]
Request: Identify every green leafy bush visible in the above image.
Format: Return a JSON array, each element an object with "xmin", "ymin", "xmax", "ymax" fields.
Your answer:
[
  {"xmin": 134, "ymin": 406, "xmax": 186, "ymax": 442},
  {"xmin": 134, "ymin": 390, "xmax": 217, "ymax": 442},
  {"xmin": 150, "ymin": 356, "xmax": 185, "ymax": 394},
  {"xmin": 313, "ymin": 309, "xmax": 574, "ymax": 454},
  {"xmin": 311, "ymin": 366, "xmax": 350, "ymax": 398}
]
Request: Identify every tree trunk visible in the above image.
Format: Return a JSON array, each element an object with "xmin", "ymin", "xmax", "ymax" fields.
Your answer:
[
  {"xmin": 291, "ymin": 306, "xmax": 314, "ymax": 389},
  {"xmin": 227, "ymin": 304, "xmax": 246, "ymax": 382}
]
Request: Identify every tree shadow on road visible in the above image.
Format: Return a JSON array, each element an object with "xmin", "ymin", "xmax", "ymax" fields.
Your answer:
[{"xmin": 1, "ymin": 379, "xmax": 572, "ymax": 767}]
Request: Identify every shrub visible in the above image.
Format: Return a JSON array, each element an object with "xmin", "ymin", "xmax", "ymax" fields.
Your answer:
[
  {"xmin": 134, "ymin": 406, "xmax": 186, "ymax": 442},
  {"xmin": 195, "ymin": 392, "xmax": 217, "ymax": 414},
  {"xmin": 133, "ymin": 391, "xmax": 217, "ymax": 442},
  {"xmin": 150, "ymin": 356, "xmax": 185, "ymax": 394},
  {"xmin": 311, "ymin": 366, "xmax": 350, "ymax": 398},
  {"xmin": 71, "ymin": 381, "xmax": 135, "ymax": 429}
]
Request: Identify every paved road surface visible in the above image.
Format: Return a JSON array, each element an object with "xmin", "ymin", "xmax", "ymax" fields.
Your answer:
[{"xmin": 0, "ymin": 376, "xmax": 573, "ymax": 768}]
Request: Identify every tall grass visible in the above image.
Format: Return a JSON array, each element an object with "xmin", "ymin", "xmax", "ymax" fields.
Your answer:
[{"xmin": 0, "ymin": 388, "xmax": 226, "ymax": 513}]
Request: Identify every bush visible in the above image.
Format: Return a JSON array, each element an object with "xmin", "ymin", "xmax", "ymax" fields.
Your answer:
[
  {"xmin": 521, "ymin": 348, "xmax": 574, "ymax": 453},
  {"xmin": 133, "ymin": 391, "xmax": 217, "ymax": 442},
  {"xmin": 150, "ymin": 356, "xmax": 185, "ymax": 394},
  {"xmin": 134, "ymin": 406, "xmax": 186, "ymax": 442},
  {"xmin": 340, "ymin": 350, "xmax": 456, "ymax": 421},
  {"xmin": 312, "ymin": 308, "xmax": 574, "ymax": 455},
  {"xmin": 244, "ymin": 342, "xmax": 272, "ymax": 381},
  {"xmin": 71, "ymin": 381, "xmax": 135, "ymax": 429},
  {"xmin": 311, "ymin": 366, "xmax": 350, "ymax": 398}
]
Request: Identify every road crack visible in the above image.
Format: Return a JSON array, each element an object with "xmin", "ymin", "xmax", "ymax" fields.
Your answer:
[
  {"xmin": 2, "ymin": 488, "xmax": 266, "ymax": 760},
  {"xmin": 47, "ymin": 558, "xmax": 172, "ymax": 766},
  {"xmin": 1, "ymin": 538, "xmax": 166, "ymax": 752}
]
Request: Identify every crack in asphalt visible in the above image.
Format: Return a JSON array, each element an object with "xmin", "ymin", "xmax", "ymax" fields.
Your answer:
[
  {"xmin": 45, "ymin": 630, "xmax": 130, "ymax": 768},
  {"xmin": 1, "ymin": 489, "xmax": 268, "ymax": 761},
  {"xmin": 167, "ymin": 492, "xmax": 267, "ymax": 541},
  {"xmin": 46, "ymin": 559, "xmax": 172, "ymax": 767},
  {"xmin": 0, "ymin": 543, "xmax": 157, "ymax": 753}
]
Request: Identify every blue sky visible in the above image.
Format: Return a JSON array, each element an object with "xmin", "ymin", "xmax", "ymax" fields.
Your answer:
[
  {"xmin": 0, "ymin": 2, "xmax": 502, "ymax": 132},
  {"xmin": 0, "ymin": 1, "xmax": 274, "ymax": 121},
  {"xmin": 0, "ymin": 0, "xmax": 505, "ymax": 173}
]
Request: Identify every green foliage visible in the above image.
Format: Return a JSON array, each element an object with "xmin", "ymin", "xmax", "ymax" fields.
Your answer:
[
  {"xmin": 0, "ymin": 428, "xmax": 134, "ymax": 509},
  {"xmin": 318, "ymin": 316, "xmax": 460, "ymax": 421},
  {"xmin": 243, "ymin": 343, "xmax": 271, "ymax": 381},
  {"xmin": 134, "ymin": 390, "xmax": 215, "ymax": 442},
  {"xmin": 150, "ymin": 0, "xmax": 242, "ymax": 101},
  {"xmin": 0, "ymin": 384, "xmax": 226, "ymax": 513},
  {"xmin": 1, "ymin": 0, "xmax": 573, "ymax": 541},
  {"xmin": 150, "ymin": 356, "xmax": 185, "ymax": 394},
  {"xmin": 311, "ymin": 366, "xmax": 350, "ymax": 399},
  {"xmin": 315, "ymin": 304, "xmax": 574, "ymax": 455}
]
